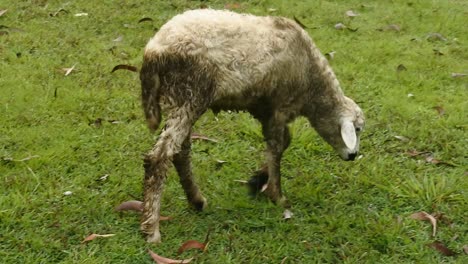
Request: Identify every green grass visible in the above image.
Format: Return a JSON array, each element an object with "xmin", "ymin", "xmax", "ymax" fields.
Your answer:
[{"xmin": 1, "ymin": 0, "xmax": 467, "ymax": 263}]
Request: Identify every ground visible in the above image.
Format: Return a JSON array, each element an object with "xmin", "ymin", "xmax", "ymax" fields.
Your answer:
[{"xmin": 0, "ymin": 0, "xmax": 466, "ymax": 263}]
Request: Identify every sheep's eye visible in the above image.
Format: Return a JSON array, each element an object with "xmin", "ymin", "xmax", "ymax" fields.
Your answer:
[{"xmin": 355, "ymin": 127, "xmax": 362, "ymax": 132}]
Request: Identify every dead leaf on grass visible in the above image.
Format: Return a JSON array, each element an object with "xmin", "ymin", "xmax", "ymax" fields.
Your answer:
[
  {"xmin": 410, "ymin": 211, "xmax": 437, "ymax": 237},
  {"xmin": 428, "ymin": 241, "xmax": 457, "ymax": 256},
  {"xmin": 334, "ymin": 23, "xmax": 346, "ymax": 30},
  {"xmin": 115, "ymin": 200, "xmax": 143, "ymax": 212},
  {"xmin": 396, "ymin": 64, "xmax": 407, "ymax": 72},
  {"xmin": 61, "ymin": 63, "xmax": 76, "ymax": 76},
  {"xmin": 463, "ymin": 245, "xmax": 468, "ymax": 254},
  {"xmin": 293, "ymin": 16, "xmax": 307, "ymax": 29},
  {"xmin": 0, "ymin": 9, "xmax": 8, "ymax": 17},
  {"xmin": 190, "ymin": 133, "xmax": 218, "ymax": 143},
  {"xmin": 394, "ymin": 135, "xmax": 409, "ymax": 142},
  {"xmin": 138, "ymin": 17, "xmax": 154, "ymax": 23},
  {"xmin": 111, "ymin": 64, "xmax": 138, "ymax": 73},
  {"xmin": 224, "ymin": 3, "xmax": 241, "ymax": 10},
  {"xmin": 345, "ymin": 10, "xmax": 359, "ymax": 17},
  {"xmin": 451, "ymin": 73, "xmax": 467, "ymax": 78},
  {"xmin": 433, "ymin": 106, "xmax": 445, "ymax": 116},
  {"xmin": 177, "ymin": 240, "xmax": 206, "ymax": 254},
  {"xmin": 115, "ymin": 200, "xmax": 171, "ymax": 220},
  {"xmin": 426, "ymin": 32, "xmax": 446, "ymax": 42},
  {"xmin": 149, "ymin": 250, "xmax": 193, "ymax": 264},
  {"xmin": 49, "ymin": 8, "xmax": 68, "ymax": 17},
  {"xmin": 82, "ymin": 233, "xmax": 115, "ymax": 243}
]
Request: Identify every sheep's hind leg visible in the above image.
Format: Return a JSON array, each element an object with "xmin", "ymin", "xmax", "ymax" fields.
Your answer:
[
  {"xmin": 141, "ymin": 108, "xmax": 197, "ymax": 243},
  {"xmin": 250, "ymin": 115, "xmax": 291, "ymax": 208},
  {"xmin": 173, "ymin": 135, "xmax": 207, "ymax": 211}
]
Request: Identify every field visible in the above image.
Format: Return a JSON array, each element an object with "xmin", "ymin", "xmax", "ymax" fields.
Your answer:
[{"xmin": 1, "ymin": 0, "xmax": 466, "ymax": 263}]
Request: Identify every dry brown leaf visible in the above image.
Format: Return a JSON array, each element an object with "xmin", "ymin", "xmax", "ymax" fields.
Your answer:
[
  {"xmin": 111, "ymin": 64, "xmax": 138, "ymax": 73},
  {"xmin": 0, "ymin": 9, "xmax": 8, "ymax": 17},
  {"xmin": 433, "ymin": 106, "xmax": 445, "ymax": 116},
  {"xmin": 177, "ymin": 240, "xmax": 206, "ymax": 254},
  {"xmin": 396, "ymin": 64, "xmax": 407, "ymax": 72},
  {"xmin": 293, "ymin": 16, "xmax": 307, "ymax": 29},
  {"xmin": 334, "ymin": 23, "xmax": 346, "ymax": 30},
  {"xmin": 451, "ymin": 73, "xmax": 467, "ymax": 78},
  {"xmin": 426, "ymin": 32, "xmax": 446, "ymax": 42},
  {"xmin": 138, "ymin": 17, "xmax": 154, "ymax": 23},
  {"xmin": 410, "ymin": 211, "xmax": 437, "ymax": 236},
  {"xmin": 62, "ymin": 64, "xmax": 76, "ymax": 76},
  {"xmin": 82, "ymin": 233, "xmax": 115, "ymax": 243},
  {"xmin": 115, "ymin": 200, "xmax": 143, "ymax": 212},
  {"xmin": 428, "ymin": 241, "xmax": 457, "ymax": 256},
  {"xmin": 115, "ymin": 200, "xmax": 171, "ymax": 220},
  {"xmin": 224, "ymin": 3, "xmax": 241, "ymax": 10},
  {"xmin": 190, "ymin": 133, "xmax": 218, "ymax": 143},
  {"xmin": 394, "ymin": 135, "xmax": 409, "ymax": 142},
  {"xmin": 149, "ymin": 250, "xmax": 193, "ymax": 264},
  {"xmin": 345, "ymin": 10, "xmax": 359, "ymax": 17}
]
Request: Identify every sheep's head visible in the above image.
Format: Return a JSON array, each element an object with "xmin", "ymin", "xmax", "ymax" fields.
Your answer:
[{"xmin": 312, "ymin": 96, "xmax": 365, "ymax": 161}]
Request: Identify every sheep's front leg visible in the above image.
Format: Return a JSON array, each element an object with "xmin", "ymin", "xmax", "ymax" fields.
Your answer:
[
  {"xmin": 259, "ymin": 116, "xmax": 291, "ymax": 208},
  {"xmin": 141, "ymin": 111, "xmax": 195, "ymax": 243},
  {"xmin": 173, "ymin": 136, "xmax": 207, "ymax": 211}
]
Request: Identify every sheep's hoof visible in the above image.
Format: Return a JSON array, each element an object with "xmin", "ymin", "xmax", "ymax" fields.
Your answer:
[
  {"xmin": 190, "ymin": 195, "xmax": 207, "ymax": 211},
  {"xmin": 146, "ymin": 230, "xmax": 162, "ymax": 243}
]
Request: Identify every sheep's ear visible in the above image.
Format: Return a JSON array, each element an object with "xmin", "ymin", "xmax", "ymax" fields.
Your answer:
[{"xmin": 341, "ymin": 121, "xmax": 357, "ymax": 149}]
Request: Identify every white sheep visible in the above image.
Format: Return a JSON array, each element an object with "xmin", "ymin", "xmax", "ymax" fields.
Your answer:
[{"xmin": 139, "ymin": 9, "xmax": 365, "ymax": 243}]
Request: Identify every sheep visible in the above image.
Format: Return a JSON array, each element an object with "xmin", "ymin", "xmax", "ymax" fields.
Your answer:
[{"xmin": 139, "ymin": 9, "xmax": 365, "ymax": 243}]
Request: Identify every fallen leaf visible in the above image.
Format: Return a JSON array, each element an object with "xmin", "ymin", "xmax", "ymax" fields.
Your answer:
[
  {"xmin": 433, "ymin": 49, "xmax": 444, "ymax": 56},
  {"xmin": 426, "ymin": 32, "xmax": 446, "ymax": 42},
  {"xmin": 345, "ymin": 10, "xmax": 359, "ymax": 17},
  {"xmin": 224, "ymin": 3, "xmax": 241, "ymax": 10},
  {"xmin": 112, "ymin": 35, "xmax": 123, "ymax": 42},
  {"xmin": 111, "ymin": 64, "xmax": 138, "ymax": 73},
  {"xmin": 148, "ymin": 250, "xmax": 193, "ymax": 264},
  {"xmin": 49, "ymin": 8, "xmax": 68, "ymax": 17},
  {"xmin": 190, "ymin": 133, "xmax": 218, "ymax": 143},
  {"xmin": 177, "ymin": 240, "xmax": 206, "ymax": 254},
  {"xmin": 433, "ymin": 106, "xmax": 445, "ymax": 116},
  {"xmin": 463, "ymin": 245, "xmax": 468, "ymax": 254},
  {"xmin": 396, "ymin": 64, "xmax": 407, "ymax": 72},
  {"xmin": 63, "ymin": 191, "xmax": 73, "ymax": 196},
  {"xmin": 233, "ymin": 179, "xmax": 248, "ymax": 184},
  {"xmin": 82, "ymin": 233, "xmax": 115, "ymax": 243},
  {"xmin": 394, "ymin": 135, "xmax": 409, "ymax": 142},
  {"xmin": 283, "ymin": 209, "xmax": 293, "ymax": 220},
  {"xmin": 62, "ymin": 63, "xmax": 77, "ymax": 76},
  {"xmin": 410, "ymin": 211, "xmax": 437, "ymax": 236},
  {"xmin": 293, "ymin": 16, "xmax": 307, "ymax": 29},
  {"xmin": 115, "ymin": 200, "xmax": 143, "ymax": 212},
  {"xmin": 451, "ymin": 73, "xmax": 467, "ymax": 78},
  {"xmin": 334, "ymin": 23, "xmax": 346, "ymax": 30},
  {"xmin": 428, "ymin": 241, "xmax": 457, "ymax": 256},
  {"xmin": 115, "ymin": 200, "xmax": 171, "ymax": 220},
  {"xmin": 138, "ymin": 17, "xmax": 154, "ymax": 23},
  {"xmin": 384, "ymin": 24, "xmax": 401, "ymax": 32},
  {"xmin": 0, "ymin": 9, "xmax": 8, "ymax": 17}
]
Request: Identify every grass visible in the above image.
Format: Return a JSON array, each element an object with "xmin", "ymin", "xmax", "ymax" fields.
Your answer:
[{"xmin": 0, "ymin": 0, "xmax": 466, "ymax": 263}]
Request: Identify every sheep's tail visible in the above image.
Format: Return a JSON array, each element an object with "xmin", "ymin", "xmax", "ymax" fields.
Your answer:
[{"xmin": 140, "ymin": 56, "xmax": 162, "ymax": 132}]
